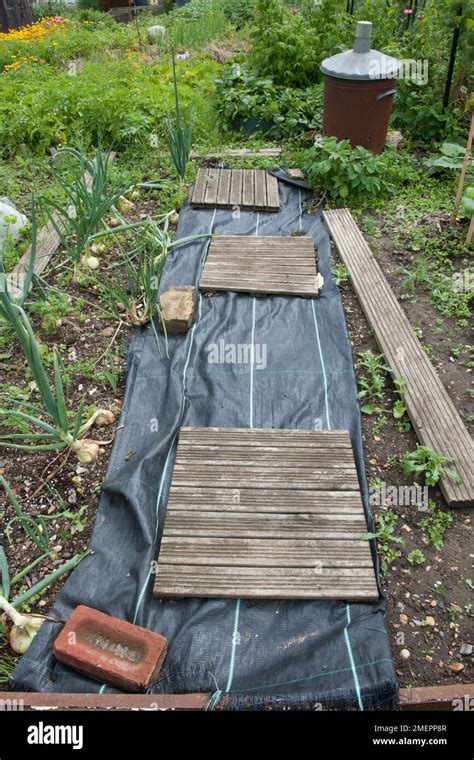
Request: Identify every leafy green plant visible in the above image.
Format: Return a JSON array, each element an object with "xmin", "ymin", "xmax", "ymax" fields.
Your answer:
[
  {"xmin": 362, "ymin": 509, "xmax": 406, "ymax": 575},
  {"xmin": 403, "ymin": 445, "xmax": 463, "ymax": 487},
  {"xmin": 215, "ymin": 63, "xmax": 323, "ymax": 138},
  {"xmin": 356, "ymin": 351, "xmax": 391, "ymax": 415},
  {"xmin": 407, "ymin": 548, "xmax": 426, "ymax": 565},
  {"xmin": 332, "ymin": 262, "xmax": 349, "ymax": 286},
  {"xmin": 300, "ymin": 137, "xmax": 414, "ymax": 203},
  {"xmin": 0, "ymin": 544, "xmax": 89, "ymax": 653},
  {"xmin": 418, "ymin": 499, "xmax": 454, "ymax": 549},
  {"xmin": 166, "ymin": 56, "xmax": 193, "ymax": 181},
  {"xmin": 27, "ymin": 291, "xmax": 74, "ymax": 336},
  {"xmin": 250, "ymin": 0, "xmax": 352, "ymax": 88},
  {"xmin": 392, "ymin": 377, "xmax": 411, "ymax": 433}
]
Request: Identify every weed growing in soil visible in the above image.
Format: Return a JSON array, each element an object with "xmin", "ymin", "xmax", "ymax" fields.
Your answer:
[
  {"xmin": 362, "ymin": 509, "xmax": 406, "ymax": 576},
  {"xmin": 356, "ymin": 351, "xmax": 391, "ymax": 415},
  {"xmin": 418, "ymin": 499, "xmax": 454, "ymax": 550},
  {"xmin": 403, "ymin": 445, "xmax": 463, "ymax": 487}
]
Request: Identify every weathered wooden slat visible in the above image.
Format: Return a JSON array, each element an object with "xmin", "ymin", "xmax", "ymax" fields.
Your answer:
[
  {"xmin": 203, "ymin": 261, "xmax": 316, "ymax": 271},
  {"xmin": 179, "ymin": 427, "xmax": 351, "ymax": 442},
  {"xmin": 191, "ymin": 167, "xmax": 208, "ymax": 206},
  {"xmin": 175, "ymin": 455, "xmax": 355, "ymax": 468},
  {"xmin": 154, "ymin": 566, "xmax": 378, "ymax": 601},
  {"xmin": 324, "ymin": 208, "xmax": 474, "ymax": 508},
  {"xmin": 203, "ymin": 167, "xmax": 220, "ymax": 205},
  {"xmin": 242, "ymin": 169, "xmax": 255, "ymax": 208},
  {"xmin": 266, "ymin": 172, "xmax": 280, "ymax": 210},
  {"xmin": 216, "ymin": 168, "xmax": 232, "ymax": 208},
  {"xmin": 159, "ymin": 537, "xmax": 373, "ymax": 568},
  {"xmin": 254, "ymin": 169, "xmax": 268, "ymax": 210},
  {"xmin": 167, "ymin": 487, "xmax": 363, "ymax": 513},
  {"xmin": 163, "ymin": 511, "xmax": 366, "ymax": 539},
  {"xmin": 172, "ymin": 474, "xmax": 359, "ymax": 491},
  {"xmin": 200, "ymin": 279, "xmax": 319, "ymax": 297},
  {"xmin": 210, "ymin": 235, "xmax": 314, "ymax": 249},
  {"xmin": 228, "ymin": 169, "xmax": 243, "ymax": 207},
  {"xmin": 154, "ymin": 427, "xmax": 376, "ymax": 602}
]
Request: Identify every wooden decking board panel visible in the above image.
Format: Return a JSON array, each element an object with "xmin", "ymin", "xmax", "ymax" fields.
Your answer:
[
  {"xmin": 153, "ymin": 427, "xmax": 378, "ymax": 601},
  {"xmin": 200, "ymin": 235, "xmax": 320, "ymax": 298},
  {"xmin": 324, "ymin": 208, "xmax": 474, "ymax": 508},
  {"xmin": 191, "ymin": 168, "xmax": 280, "ymax": 211}
]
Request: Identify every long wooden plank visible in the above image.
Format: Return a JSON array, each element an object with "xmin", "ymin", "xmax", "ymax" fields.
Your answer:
[
  {"xmin": 154, "ymin": 566, "xmax": 378, "ymax": 601},
  {"xmin": 324, "ymin": 208, "xmax": 474, "ymax": 508}
]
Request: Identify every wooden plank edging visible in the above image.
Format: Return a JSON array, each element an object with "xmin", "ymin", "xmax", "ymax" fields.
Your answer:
[{"xmin": 323, "ymin": 208, "xmax": 474, "ymax": 508}]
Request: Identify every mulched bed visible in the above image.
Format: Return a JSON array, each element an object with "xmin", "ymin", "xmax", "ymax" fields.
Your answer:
[{"xmin": 1, "ymin": 197, "xmax": 472, "ymax": 696}]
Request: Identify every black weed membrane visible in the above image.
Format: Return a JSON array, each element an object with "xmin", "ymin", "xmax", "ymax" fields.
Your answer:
[{"xmin": 12, "ymin": 174, "xmax": 397, "ymax": 710}]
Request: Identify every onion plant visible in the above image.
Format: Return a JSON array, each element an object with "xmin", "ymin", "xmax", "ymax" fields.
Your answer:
[
  {"xmin": 0, "ymin": 286, "xmax": 110, "ymax": 462},
  {"xmin": 42, "ymin": 147, "xmax": 160, "ymax": 275},
  {"xmin": 89, "ymin": 211, "xmax": 210, "ymax": 327},
  {"xmin": 0, "ymin": 544, "xmax": 90, "ymax": 654},
  {"xmin": 166, "ymin": 54, "xmax": 193, "ymax": 180}
]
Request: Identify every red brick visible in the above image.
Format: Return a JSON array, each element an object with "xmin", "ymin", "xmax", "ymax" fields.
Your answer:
[{"xmin": 53, "ymin": 606, "xmax": 168, "ymax": 693}]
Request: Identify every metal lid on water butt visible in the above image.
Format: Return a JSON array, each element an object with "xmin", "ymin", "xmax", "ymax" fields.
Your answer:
[{"xmin": 320, "ymin": 21, "xmax": 400, "ymax": 81}]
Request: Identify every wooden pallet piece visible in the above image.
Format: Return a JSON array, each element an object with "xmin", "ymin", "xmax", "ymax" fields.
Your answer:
[
  {"xmin": 191, "ymin": 168, "xmax": 280, "ymax": 212},
  {"xmin": 153, "ymin": 427, "xmax": 378, "ymax": 602},
  {"xmin": 200, "ymin": 235, "xmax": 320, "ymax": 298},
  {"xmin": 323, "ymin": 208, "xmax": 474, "ymax": 508}
]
